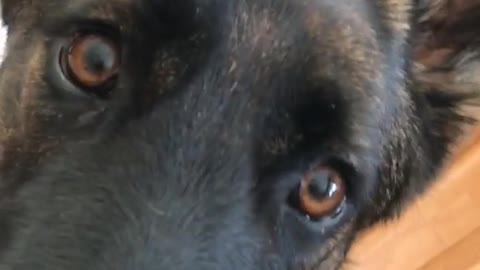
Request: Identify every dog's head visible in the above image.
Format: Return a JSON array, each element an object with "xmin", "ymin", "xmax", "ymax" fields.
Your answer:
[{"xmin": 0, "ymin": 0, "xmax": 478, "ymax": 269}]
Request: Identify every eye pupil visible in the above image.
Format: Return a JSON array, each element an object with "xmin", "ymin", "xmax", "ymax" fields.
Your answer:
[
  {"xmin": 81, "ymin": 41, "xmax": 116, "ymax": 74},
  {"xmin": 61, "ymin": 33, "xmax": 120, "ymax": 94},
  {"xmin": 296, "ymin": 166, "xmax": 346, "ymax": 219},
  {"xmin": 306, "ymin": 171, "xmax": 332, "ymax": 199}
]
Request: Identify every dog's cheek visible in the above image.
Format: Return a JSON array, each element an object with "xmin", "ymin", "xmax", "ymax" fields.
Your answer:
[
  {"xmin": 0, "ymin": 30, "xmax": 47, "ymax": 120},
  {"xmin": 20, "ymin": 44, "xmax": 48, "ymax": 117},
  {"xmin": 0, "ymin": 34, "xmax": 60, "ymax": 178},
  {"xmin": 287, "ymin": 221, "xmax": 357, "ymax": 270}
]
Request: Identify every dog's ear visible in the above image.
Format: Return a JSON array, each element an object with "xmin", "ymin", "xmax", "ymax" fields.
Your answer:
[{"xmin": 413, "ymin": 0, "xmax": 480, "ymax": 156}]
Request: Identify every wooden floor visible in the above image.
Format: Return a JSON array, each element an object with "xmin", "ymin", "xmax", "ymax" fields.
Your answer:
[{"xmin": 348, "ymin": 125, "xmax": 480, "ymax": 270}]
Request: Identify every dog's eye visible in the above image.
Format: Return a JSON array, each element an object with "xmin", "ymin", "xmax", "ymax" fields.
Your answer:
[
  {"xmin": 59, "ymin": 34, "xmax": 120, "ymax": 94},
  {"xmin": 293, "ymin": 166, "xmax": 346, "ymax": 219}
]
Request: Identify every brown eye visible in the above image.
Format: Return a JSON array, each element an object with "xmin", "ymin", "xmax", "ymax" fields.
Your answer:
[
  {"xmin": 60, "ymin": 34, "xmax": 120, "ymax": 93},
  {"xmin": 297, "ymin": 166, "xmax": 346, "ymax": 218}
]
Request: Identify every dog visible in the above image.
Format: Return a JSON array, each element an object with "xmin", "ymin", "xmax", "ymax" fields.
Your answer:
[{"xmin": 0, "ymin": 0, "xmax": 479, "ymax": 269}]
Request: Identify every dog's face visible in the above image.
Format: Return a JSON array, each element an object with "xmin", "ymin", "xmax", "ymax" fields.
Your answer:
[{"xmin": 0, "ymin": 0, "xmax": 478, "ymax": 269}]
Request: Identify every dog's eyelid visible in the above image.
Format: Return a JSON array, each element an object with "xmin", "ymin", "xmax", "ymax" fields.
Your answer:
[
  {"xmin": 42, "ymin": 16, "xmax": 123, "ymax": 39},
  {"xmin": 41, "ymin": 3, "xmax": 130, "ymax": 36}
]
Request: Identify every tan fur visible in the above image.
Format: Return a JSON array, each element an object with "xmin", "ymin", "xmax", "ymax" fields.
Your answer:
[
  {"xmin": 413, "ymin": 0, "xmax": 480, "ymax": 152},
  {"xmin": 377, "ymin": 0, "xmax": 413, "ymax": 36}
]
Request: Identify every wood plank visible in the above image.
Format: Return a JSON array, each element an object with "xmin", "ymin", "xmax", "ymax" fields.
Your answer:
[{"xmin": 418, "ymin": 227, "xmax": 480, "ymax": 270}]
